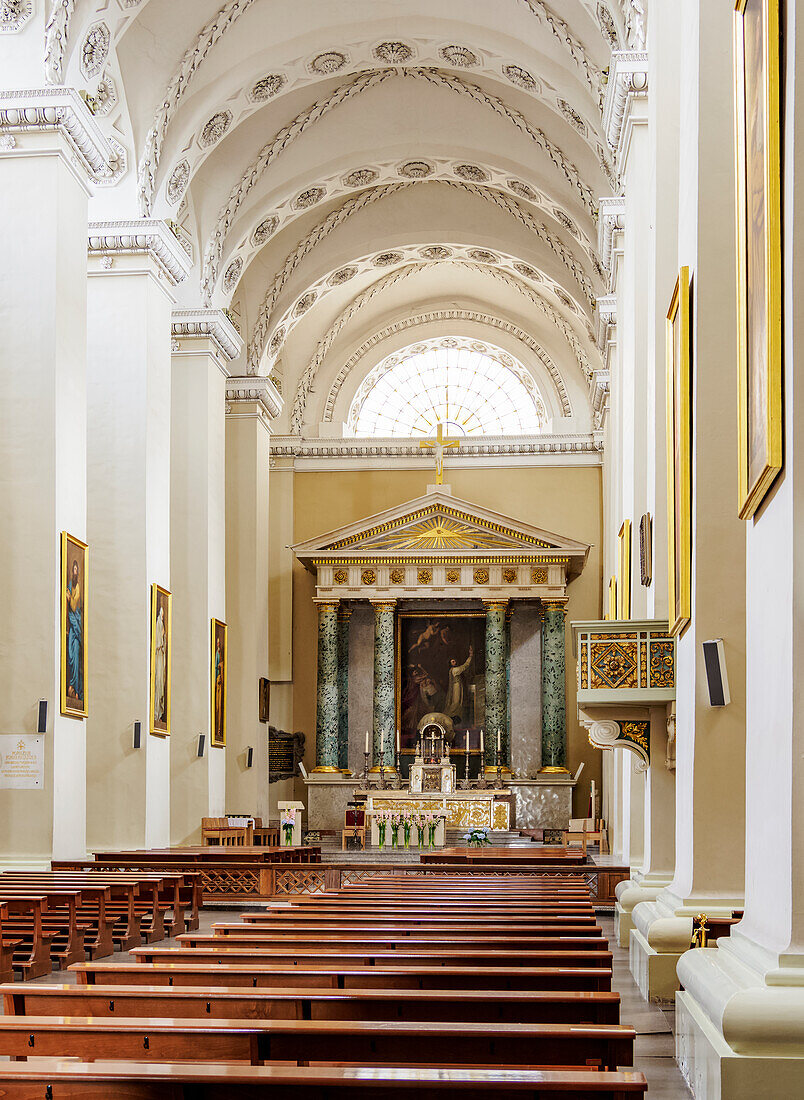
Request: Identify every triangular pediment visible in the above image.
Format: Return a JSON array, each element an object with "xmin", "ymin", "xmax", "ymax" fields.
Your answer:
[{"xmin": 293, "ymin": 490, "xmax": 589, "ymax": 567}]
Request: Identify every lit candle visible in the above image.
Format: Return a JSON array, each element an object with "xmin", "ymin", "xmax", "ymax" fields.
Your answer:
[{"xmin": 365, "ymin": 729, "xmax": 370, "ymax": 754}]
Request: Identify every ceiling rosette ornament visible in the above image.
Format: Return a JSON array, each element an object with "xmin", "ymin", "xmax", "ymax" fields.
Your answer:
[
  {"xmin": 309, "ymin": 50, "xmax": 347, "ymax": 74},
  {"xmin": 373, "ymin": 41, "xmax": 414, "ymax": 64},
  {"xmin": 454, "ymin": 164, "xmax": 488, "ymax": 182},
  {"xmin": 200, "ymin": 110, "xmax": 232, "ymax": 147},
  {"xmin": 80, "ymin": 21, "xmax": 109, "ymax": 80},
  {"xmin": 166, "ymin": 160, "xmax": 190, "ymax": 205},
  {"xmin": 250, "ymin": 73, "xmax": 286, "ymax": 100},
  {"xmin": 252, "ymin": 216, "xmax": 279, "ymax": 245},
  {"xmin": 398, "ymin": 160, "xmax": 432, "ymax": 178},
  {"xmin": 0, "ymin": 0, "xmax": 33, "ymax": 33},
  {"xmin": 294, "ymin": 186, "xmax": 326, "ymax": 209},
  {"xmin": 439, "ymin": 45, "xmax": 478, "ymax": 67},
  {"xmin": 503, "ymin": 64, "xmax": 539, "ymax": 90},
  {"xmin": 223, "ymin": 257, "xmax": 243, "ymax": 293},
  {"xmin": 343, "ymin": 168, "xmax": 378, "ymax": 187}
]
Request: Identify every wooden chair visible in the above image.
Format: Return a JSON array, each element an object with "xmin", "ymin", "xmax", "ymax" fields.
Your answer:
[{"xmin": 561, "ymin": 818, "xmax": 609, "ymax": 854}]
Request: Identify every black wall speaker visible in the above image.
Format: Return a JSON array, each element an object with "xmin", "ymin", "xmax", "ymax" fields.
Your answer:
[
  {"xmin": 197, "ymin": 734, "xmax": 205, "ymax": 758},
  {"xmin": 133, "ymin": 721, "xmax": 142, "ymax": 749},
  {"xmin": 37, "ymin": 700, "xmax": 47, "ymax": 734},
  {"xmin": 246, "ymin": 746, "xmax": 254, "ymax": 768},
  {"xmin": 703, "ymin": 639, "xmax": 730, "ymax": 707}
]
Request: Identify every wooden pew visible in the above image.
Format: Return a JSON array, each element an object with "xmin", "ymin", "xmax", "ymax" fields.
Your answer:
[
  {"xmin": 131, "ymin": 945, "xmax": 614, "ymax": 969},
  {"xmin": 71, "ymin": 960, "xmax": 614, "ymax": 992},
  {"xmin": 0, "ymin": 895, "xmax": 56, "ymax": 979},
  {"xmin": 0, "ymin": 1061, "xmax": 649, "ymax": 1098},
  {"xmin": 47, "ymin": 867, "xmax": 202, "ymax": 934},
  {"xmin": 2, "ymin": 981, "xmax": 622, "ymax": 1025},
  {"xmin": 182, "ymin": 931, "xmax": 608, "ymax": 951},
  {"xmin": 0, "ymin": 1015, "xmax": 636, "ymax": 1070},
  {"xmin": 224, "ymin": 919, "xmax": 602, "ymax": 936}
]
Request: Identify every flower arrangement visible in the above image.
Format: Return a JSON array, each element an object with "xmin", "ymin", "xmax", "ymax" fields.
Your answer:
[
  {"xmin": 462, "ymin": 826, "xmax": 491, "ymax": 848},
  {"xmin": 376, "ymin": 810, "xmax": 389, "ymax": 850},
  {"xmin": 280, "ymin": 807, "xmax": 296, "ymax": 846}
]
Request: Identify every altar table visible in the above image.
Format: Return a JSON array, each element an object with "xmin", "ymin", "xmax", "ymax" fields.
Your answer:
[{"xmin": 357, "ymin": 790, "xmax": 511, "ymax": 832}]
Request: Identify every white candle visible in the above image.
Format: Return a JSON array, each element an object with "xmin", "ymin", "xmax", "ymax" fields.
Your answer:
[
  {"xmin": 396, "ymin": 728, "xmax": 400, "ymax": 753},
  {"xmin": 465, "ymin": 730, "xmax": 469, "ymax": 754},
  {"xmin": 365, "ymin": 729, "xmax": 370, "ymax": 754},
  {"xmin": 480, "ymin": 728, "xmax": 484, "ymax": 754},
  {"xmin": 496, "ymin": 728, "xmax": 501, "ymax": 753}
]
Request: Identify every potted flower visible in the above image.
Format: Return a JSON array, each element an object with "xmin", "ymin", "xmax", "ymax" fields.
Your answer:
[
  {"xmin": 390, "ymin": 813, "xmax": 401, "ymax": 849},
  {"xmin": 402, "ymin": 810, "xmax": 413, "ymax": 849},
  {"xmin": 462, "ymin": 826, "xmax": 491, "ymax": 848},
  {"xmin": 280, "ymin": 807, "xmax": 296, "ymax": 846},
  {"xmin": 377, "ymin": 810, "xmax": 388, "ymax": 850}
]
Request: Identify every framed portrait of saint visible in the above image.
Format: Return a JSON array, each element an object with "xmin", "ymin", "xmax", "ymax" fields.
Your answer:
[
  {"xmin": 211, "ymin": 619, "xmax": 228, "ymax": 747},
  {"xmin": 666, "ymin": 266, "xmax": 692, "ymax": 636},
  {"xmin": 734, "ymin": 0, "xmax": 783, "ymax": 518},
  {"xmin": 60, "ymin": 532, "xmax": 87, "ymax": 718},
  {"xmin": 149, "ymin": 584, "xmax": 171, "ymax": 736}
]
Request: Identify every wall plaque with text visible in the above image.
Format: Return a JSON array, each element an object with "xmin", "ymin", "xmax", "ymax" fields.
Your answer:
[{"xmin": 268, "ymin": 727, "xmax": 305, "ymax": 782}]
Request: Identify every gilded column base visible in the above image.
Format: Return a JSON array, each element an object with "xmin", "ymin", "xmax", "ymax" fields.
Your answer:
[
  {"xmin": 312, "ymin": 764, "xmax": 342, "ymax": 773},
  {"xmin": 538, "ymin": 764, "xmax": 571, "ymax": 774}
]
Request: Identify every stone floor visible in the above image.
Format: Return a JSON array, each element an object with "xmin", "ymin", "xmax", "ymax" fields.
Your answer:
[{"xmin": 10, "ymin": 910, "xmax": 691, "ymax": 1096}]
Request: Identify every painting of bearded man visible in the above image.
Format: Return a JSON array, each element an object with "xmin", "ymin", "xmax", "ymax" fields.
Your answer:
[{"xmin": 60, "ymin": 532, "xmax": 87, "ymax": 717}]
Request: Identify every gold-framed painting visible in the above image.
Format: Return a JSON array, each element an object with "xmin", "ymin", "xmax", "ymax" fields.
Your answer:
[
  {"xmin": 60, "ymin": 532, "xmax": 87, "ymax": 718},
  {"xmin": 606, "ymin": 576, "xmax": 617, "ymax": 621},
  {"xmin": 395, "ymin": 610, "xmax": 486, "ymax": 752},
  {"xmin": 666, "ymin": 266, "xmax": 692, "ymax": 636},
  {"xmin": 211, "ymin": 618, "xmax": 227, "ymax": 747},
  {"xmin": 734, "ymin": 0, "xmax": 783, "ymax": 518},
  {"xmin": 617, "ymin": 520, "xmax": 631, "ymax": 619},
  {"xmin": 149, "ymin": 584, "xmax": 171, "ymax": 736}
]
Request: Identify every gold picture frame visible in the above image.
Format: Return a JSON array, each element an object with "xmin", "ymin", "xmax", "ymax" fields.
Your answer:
[
  {"xmin": 734, "ymin": 0, "xmax": 783, "ymax": 518},
  {"xmin": 211, "ymin": 618, "xmax": 228, "ymax": 747},
  {"xmin": 60, "ymin": 532, "xmax": 88, "ymax": 718},
  {"xmin": 606, "ymin": 576, "xmax": 617, "ymax": 621},
  {"xmin": 149, "ymin": 584, "xmax": 172, "ymax": 736},
  {"xmin": 666, "ymin": 266, "xmax": 692, "ymax": 636},
  {"xmin": 617, "ymin": 520, "xmax": 631, "ymax": 619}
]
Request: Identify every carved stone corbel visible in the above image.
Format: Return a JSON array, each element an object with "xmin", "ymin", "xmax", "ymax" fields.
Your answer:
[
  {"xmin": 583, "ymin": 717, "xmax": 649, "ymax": 772},
  {"xmin": 665, "ymin": 705, "xmax": 676, "ymax": 771}
]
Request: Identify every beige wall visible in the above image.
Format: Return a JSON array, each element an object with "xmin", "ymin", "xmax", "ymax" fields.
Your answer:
[{"xmin": 285, "ymin": 464, "xmax": 603, "ymax": 817}]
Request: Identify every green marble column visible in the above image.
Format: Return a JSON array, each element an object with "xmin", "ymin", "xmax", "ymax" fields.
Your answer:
[
  {"xmin": 371, "ymin": 600, "xmax": 396, "ymax": 770},
  {"xmin": 313, "ymin": 600, "xmax": 340, "ymax": 772},
  {"xmin": 540, "ymin": 601, "xmax": 569, "ymax": 772},
  {"xmin": 337, "ymin": 608, "xmax": 351, "ymax": 771},
  {"xmin": 484, "ymin": 600, "xmax": 509, "ymax": 770}
]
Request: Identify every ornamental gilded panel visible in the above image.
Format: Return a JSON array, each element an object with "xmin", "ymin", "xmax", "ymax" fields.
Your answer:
[{"xmin": 589, "ymin": 640, "xmax": 639, "ymax": 690}]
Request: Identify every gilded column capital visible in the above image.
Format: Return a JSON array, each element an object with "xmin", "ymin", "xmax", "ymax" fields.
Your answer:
[
  {"xmin": 370, "ymin": 599, "xmax": 397, "ymax": 613},
  {"xmin": 314, "ymin": 598, "xmax": 340, "ymax": 614},
  {"xmin": 482, "ymin": 598, "xmax": 510, "ymax": 611},
  {"xmin": 337, "ymin": 606, "xmax": 353, "ymax": 621},
  {"xmin": 542, "ymin": 600, "xmax": 569, "ymax": 616}
]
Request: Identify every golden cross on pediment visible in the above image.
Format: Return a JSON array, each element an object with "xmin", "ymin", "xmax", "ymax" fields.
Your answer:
[{"xmin": 419, "ymin": 423, "xmax": 460, "ymax": 485}]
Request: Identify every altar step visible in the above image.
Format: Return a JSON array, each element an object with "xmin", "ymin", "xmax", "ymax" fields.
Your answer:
[{"xmin": 316, "ymin": 828, "xmax": 539, "ymax": 864}]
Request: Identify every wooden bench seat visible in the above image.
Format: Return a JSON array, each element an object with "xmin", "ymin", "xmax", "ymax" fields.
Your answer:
[
  {"xmin": 70, "ymin": 961, "xmax": 614, "ymax": 992},
  {"xmin": 180, "ymin": 932, "xmax": 609, "ymax": 953},
  {"xmin": 0, "ymin": 1061, "xmax": 648, "ymax": 1098},
  {"xmin": 2, "ymin": 982, "xmax": 622, "ymax": 1025},
  {"xmin": 131, "ymin": 945, "xmax": 614, "ymax": 969},
  {"xmin": 0, "ymin": 1015, "xmax": 635, "ymax": 1070}
]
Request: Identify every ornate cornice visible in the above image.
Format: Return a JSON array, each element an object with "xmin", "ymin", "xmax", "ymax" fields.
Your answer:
[
  {"xmin": 0, "ymin": 87, "xmax": 120, "ymax": 182},
  {"xmin": 602, "ymin": 50, "xmax": 648, "ymax": 159},
  {"xmin": 87, "ymin": 220, "xmax": 193, "ymax": 286},
  {"xmin": 598, "ymin": 196, "xmax": 626, "ymax": 277},
  {"xmin": 171, "ymin": 309, "xmax": 243, "ymax": 362},
  {"xmin": 270, "ymin": 434, "xmax": 601, "ymax": 458},
  {"xmin": 595, "ymin": 293, "xmax": 617, "ymax": 349},
  {"xmin": 226, "ymin": 375, "xmax": 283, "ymax": 420}
]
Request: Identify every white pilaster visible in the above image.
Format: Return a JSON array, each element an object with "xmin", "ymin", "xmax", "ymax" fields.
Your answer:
[
  {"xmin": 85, "ymin": 221, "xmax": 191, "ymax": 850},
  {"xmin": 673, "ymin": 2, "xmax": 804, "ymax": 1094},
  {"xmin": 169, "ymin": 311, "xmax": 241, "ymax": 842},
  {"xmin": 225, "ymin": 376, "xmax": 283, "ymax": 820},
  {"xmin": 0, "ymin": 92, "xmax": 111, "ymax": 863},
  {"xmin": 630, "ymin": 0, "xmax": 746, "ymax": 1004}
]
